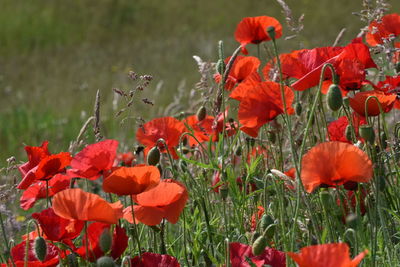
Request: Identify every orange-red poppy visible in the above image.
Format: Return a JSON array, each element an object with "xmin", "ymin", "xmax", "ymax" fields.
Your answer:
[
  {"xmin": 131, "ymin": 252, "xmax": 180, "ymax": 267},
  {"xmin": 230, "ymin": 242, "xmax": 286, "ymax": 267},
  {"xmin": 366, "ymin": 13, "xmax": 400, "ymax": 46},
  {"xmin": 18, "ymin": 141, "xmax": 50, "ymax": 179},
  {"xmin": 52, "ymin": 188, "xmax": 123, "ymax": 224},
  {"xmin": 376, "ymin": 75, "xmax": 400, "ymax": 109},
  {"xmin": 327, "ymin": 114, "xmax": 367, "ymax": 143},
  {"xmin": 301, "ymin": 142, "xmax": 373, "ymax": 193},
  {"xmin": 183, "ymin": 114, "xmax": 215, "ymax": 146},
  {"xmin": 288, "ymin": 243, "xmax": 368, "ymax": 267},
  {"xmin": 103, "ymin": 165, "xmax": 160, "ymax": 195},
  {"xmin": 235, "ymin": 16, "xmax": 282, "ymax": 54},
  {"xmin": 115, "ymin": 151, "xmax": 136, "ymax": 166},
  {"xmin": 136, "ymin": 117, "xmax": 186, "ymax": 159},
  {"xmin": 123, "ymin": 179, "xmax": 188, "ymax": 226},
  {"xmin": 349, "ymin": 90, "xmax": 396, "ymax": 116},
  {"xmin": 214, "ymin": 56, "xmax": 260, "ymax": 90},
  {"xmin": 250, "ymin": 206, "xmax": 265, "ymax": 232}
]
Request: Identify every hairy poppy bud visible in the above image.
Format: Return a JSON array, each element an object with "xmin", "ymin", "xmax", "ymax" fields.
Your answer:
[
  {"xmin": 67, "ymin": 254, "xmax": 79, "ymax": 267},
  {"xmin": 380, "ymin": 131, "xmax": 387, "ymax": 149},
  {"xmin": 252, "ymin": 235, "xmax": 267, "ymax": 256},
  {"xmin": 196, "ymin": 106, "xmax": 207, "ymax": 121},
  {"xmin": 327, "ymin": 84, "xmax": 343, "ymax": 111},
  {"xmin": 266, "ymin": 26, "xmax": 276, "ymax": 40},
  {"xmin": 345, "ymin": 125, "xmax": 354, "ymax": 142},
  {"xmin": 359, "ymin": 125, "xmax": 375, "ymax": 144},
  {"xmin": 262, "ymin": 224, "xmax": 276, "ymax": 239},
  {"xmin": 259, "ymin": 214, "xmax": 274, "ymax": 232},
  {"xmin": 34, "ymin": 236, "xmax": 47, "ymax": 262},
  {"xmin": 147, "ymin": 146, "xmax": 160, "ymax": 166},
  {"xmin": 99, "ymin": 228, "xmax": 112, "ymax": 253},
  {"xmin": 216, "ymin": 59, "xmax": 225, "ymax": 75},
  {"xmin": 295, "ymin": 102, "xmax": 302, "ymax": 116},
  {"xmin": 96, "ymin": 256, "xmax": 115, "ymax": 267},
  {"xmin": 250, "ymin": 231, "xmax": 261, "ymax": 244}
]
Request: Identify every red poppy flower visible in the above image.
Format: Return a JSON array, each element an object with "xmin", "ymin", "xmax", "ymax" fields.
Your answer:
[
  {"xmin": 115, "ymin": 152, "xmax": 135, "ymax": 166},
  {"xmin": 75, "ymin": 222, "xmax": 128, "ymax": 262},
  {"xmin": 301, "ymin": 142, "xmax": 373, "ymax": 193},
  {"xmin": 229, "ymin": 242, "xmax": 286, "ymax": 267},
  {"xmin": 288, "ymin": 243, "xmax": 368, "ymax": 267},
  {"xmin": 376, "ymin": 75, "xmax": 400, "ymax": 109},
  {"xmin": 366, "ymin": 13, "xmax": 400, "ymax": 46},
  {"xmin": 20, "ymin": 173, "xmax": 72, "ymax": 210},
  {"xmin": 212, "ymin": 109, "xmax": 238, "ymax": 141},
  {"xmin": 7, "ymin": 239, "xmax": 60, "ymax": 267},
  {"xmin": 246, "ymin": 145, "xmax": 269, "ymax": 163},
  {"xmin": 235, "ymin": 81, "xmax": 294, "ymax": 137},
  {"xmin": 211, "ymin": 171, "xmax": 256, "ymax": 193},
  {"xmin": 235, "ymin": 16, "xmax": 282, "ymax": 54},
  {"xmin": 136, "ymin": 117, "xmax": 186, "ymax": 159},
  {"xmin": 32, "ymin": 207, "xmax": 84, "ymax": 243},
  {"xmin": 123, "ymin": 179, "xmax": 188, "ymax": 226},
  {"xmin": 349, "ymin": 90, "xmax": 396, "ymax": 116},
  {"xmin": 214, "ymin": 56, "xmax": 261, "ymax": 90},
  {"xmin": 183, "ymin": 115, "xmax": 215, "ymax": 146},
  {"xmin": 103, "ymin": 165, "xmax": 160, "ymax": 196},
  {"xmin": 131, "ymin": 252, "xmax": 180, "ymax": 267},
  {"xmin": 327, "ymin": 114, "xmax": 367, "ymax": 143},
  {"xmin": 69, "ymin": 139, "xmax": 119, "ymax": 180},
  {"xmin": 52, "ymin": 188, "xmax": 123, "ymax": 224},
  {"xmin": 230, "ymin": 72, "xmax": 262, "ymax": 102},
  {"xmin": 250, "ymin": 206, "xmax": 265, "ymax": 232},
  {"xmin": 18, "ymin": 141, "xmax": 50, "ymax": 179},
  {"xmin": 17, "ymin": 152, "xmax": 71, "ymax": 190}
]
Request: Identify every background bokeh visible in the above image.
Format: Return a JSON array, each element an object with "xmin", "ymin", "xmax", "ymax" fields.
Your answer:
[{"xmin": 1, "ymin": 0, "xmax": 399, "ymax": 163}]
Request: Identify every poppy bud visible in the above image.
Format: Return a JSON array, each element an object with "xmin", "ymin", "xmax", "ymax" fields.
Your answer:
[
  {"xmin": 34, "ymin": 236, "xmax": 47, "ymax": 262},
  {"xmin": 67, "ymin": 254, "xmax": 79, "ymax": 267},
  {"xmin": 262, "ymin": 224, "xmax": 276, "ymax": 239},
  {"xmin": 216, "ymin": 59, "xmax": 225, "ymax": 75},
  {"xmin": 252, "ymin": 235, "xmax": 267, "ymax": 256},
  {"xmin": 326, "ymin": 84, "xmax": 343, "ymax": 111},
  {"xmin": 319, "ymin": 189, "xmax": 331, "ymax": 208},
  {"xmin": 147, "ymin": 146, "xmax": 160, "ymax": 166},
  {"xmin": 96, "ymin": 256, "xmax": 115, "ymax": 267},
  {"xmin": 181, "ymin": 136, "xmax": 188, "ymax": 146},
  {"xmin": 259, "ymin": 214, "xmax": 274, "ymax": 232},
  {"xmin": 268, "ymin": 131, "xmax": 276, "ymax": 144},
  {"xmin": 250, "ymin": 231, "xmax": 261, "ymax": 244},
  {"xmin": 235, "ymin": 146, "xmax": 242, "ymax": 156},
  {"xmin": 295, "ymin": 102, "xmax": 302, "ymax": 116},
  {"xmin": 266, "ymin": 26, "xmax": 276, "ymax": 40},
  {"xmin": 345, "ymin": 213, "xmax": 359, "ymax": 229},
  {"xmin": 343, "ymin": 97, "xmax": 350, "ymax": 108},
  {"xmin": 359, "ymin": 125, "xmax": 375, "ymax": 144},
  {"xmin": 345, "ymin": 125, "xmax": 354, "ymax": 142},
  {"xmin": 196, "ymin": 106, "xmax": 207, "ymax": 121},
  {"xmin": 99, "ymin": 228, "xmax": 112, "ymax": 253},
  {"xmin": 380, "ymin": 131, "xmax": 387, "ymax": 149}
]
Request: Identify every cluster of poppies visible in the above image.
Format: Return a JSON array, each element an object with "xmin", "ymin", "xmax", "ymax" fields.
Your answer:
[{"xmin": 5, "ymin": 12, "xmax": 400, "ymax": 267}]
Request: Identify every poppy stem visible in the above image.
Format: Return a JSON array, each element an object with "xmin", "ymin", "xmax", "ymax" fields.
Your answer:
[
  {"xmin": 160, "ymin": 220, "xmax": 166, "ymax": 254},
  {"xmin": 45, "ymin": 180, "xmax": 50, "ymax": 208},
  {"xmin": 129, "ymin": 195, "xmax": 142, "ymax": 256},
  {"xmin": 0, "ymin": 212, "xmax": 15, "ymax": 267},
  {"xmin": 84, "ymin": 221, "xmax": 89, "ymax": 264}
]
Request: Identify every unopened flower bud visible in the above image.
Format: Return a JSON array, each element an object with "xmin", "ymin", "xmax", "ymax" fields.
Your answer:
[
  {"xmin": 99, "ymin": 228, "xmax": 112, "ymax": 253},
  {"xmin": 359, "ymin": 125, "xmax": 375, "ymax": 144},
  {"xmin": 196, "ymin": 106, "xmax": 207, "ymax": 121},
  {"xmin": 34, "ymin": 236, "xmax": 47, "ymax": 262},
  {"xmin": 250, "ymin": 232, "xmax": 261, "ymax": 244},
  {"xmin": 252, "ymin": 235, "xmax": 267, "ymax": 256},
  {"xmin": 96, "ymin": 256, "xmax": 115, "ymax": 267},
  {"xmin": 147, "ymin": 146, "xmax": 160, "ymax": 166},
  {"xmin": 327, "ymin": 84, "xmax": 343, "ymax": 111},
  {"xmin": 216, "ymin": 59, "xmax": 225, "ymax": 75},
  {"xmin": 266, "ymin": 26, "xmax": 276, "ymax": 40},
  {"xmin": 259, "ymin": 214, "xmax": 274, "ymax": 232}
]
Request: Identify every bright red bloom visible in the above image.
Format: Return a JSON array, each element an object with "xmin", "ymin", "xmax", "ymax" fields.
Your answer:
[
  {"xmin": 327, "ymin": 114, "xmax": 367, "ymax": 143},
  {"xmin": 131, "ymin": 252, "xmax": 180, "ymax": 267},
  {"xmin": 234, "ymin": 81, "xmax": 294, "ymax": 137},
  {"xmin": 214, "ymin": 56, "xmax": 261, "ymax": 90},
  {"xmin": 136, "ymin": 117, "xmax": 186, "ymax": 159},
  {"xmin": 235, "ymin": 16, "xmax": 282, "ymax": 54},
  {"xmin": 288, "ymin": 243, "xmax": 368, "ymax": 267},
  {"xmin": 18, "ymin": 141, "xmax": 50, "ymax": 179},
  {"xmin": 75, "ymin": 222, "xmax": 128, "ymax": 262},
  {"xmin": 376, "ymin": 75, "xmax": 400, "ymax": 109},
  {"xmin": 301, "ymin": 142, "xmax": 373, "ymax": 193},
  {"xmin": 52, "ymin": 188, "xmax": 123, "ymax": 224},
  {"xmin": 250, "ymin": 206, "xmax": 265, "ymax": 232},
  {"xmin": 123, "ymin": 179, "xmax": 188, "ymax": 226},
  {"xmin": 212, "ymin": 109, "xmax": 238, "ymax": 141},
  {"xmin": 366, "ymin": 13, "xmax": 400, "ymax": 46},
  {"xmin": 349, "ymin": 90, "xmax": 396, "ymax": 116},
  {"xmin": 32, "ymin": 207, "xmax": 84, "ymax": 243},
  {"xmin": 69, "ymin": 139, "xmax": 119, "ymax": 180},
  {"xmin": 17, "ymin": 152, "xmax": 71, "ymax": 190},
  {"xmin": 211, "ymin": 171, "xmax": 256, "ymax": 193},
  {"xmin": 20, "ymin": 173, "xmax": 71, "ymax": 210},
  {"xmin": 229, "ymin": 242, "xmax": 286, "ymax": 267},
  {"xmin": 115, "ymin": 152, "xmax": 135, "ymax": 166},
  {"xmin": 183, "ymin": 115, "xmax": 215, "ymax": 146},
  {"xmin": 230, "ymin": 72, "xmax": 262, "ymax": 102}
]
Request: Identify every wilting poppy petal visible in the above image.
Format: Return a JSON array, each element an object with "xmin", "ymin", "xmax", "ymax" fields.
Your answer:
[
  {"xmin": 131, "ymin": 252, "xmax": 180, "ymax": 267},
  {"xmin": 366, "ymin": 13, "xmax": 400, "ymax": 46},
  {"xmin": 229, "ymin": 242, "xmax": 286, "ymax": 267},
  {"xmin": 301, "ymin": 142, "xmax": 373, "ymax": 193},
  {"xmin": 103, "ymin": 165, "xmax": 160, "ymax": 195},
  {"xmin": 349, "ymin": 90, "xmax": 396, "ymax": 116},
  {"xmin": 288, "ymin": 243, "xmax": 368, "ymax": 267},
  {"xmin": 52, "ymin": 188, "xmax": 123, "ymax": 224}
]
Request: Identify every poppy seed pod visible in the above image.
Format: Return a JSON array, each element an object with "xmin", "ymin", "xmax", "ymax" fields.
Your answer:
[
  {"xmin": 250, "ymin": 231, "xmax": 261, "ymax": 244},
  {"xmin": 34, "ymin": 236, "xmax": 47, "ymax": 262},
  {"xmin": 216, "ymin": 59, "xmax": 225, "ymax": 75},
  {"xmin": 96, "ymin": 256, "xmax": 115, "ymax": 267},
  {"xmin": 359, "ymin": 125, "xmax": 375, "ymax": 144},
  {"xmin": 252, "ymin": 235, "xmax": 267, "ymax": 256},
  {"xmin": 263, "ymin": 224, "xmax": 276, "ymax": 240},
  {"xmin": 99, "ymin": 228, "xmax": 112, "ymax": 253},
  {"xmin": 327, "ymin": 84, "xmax": 343, "ymax": 111},
  {"xmin": 147, "ymin": 146, "xmax": 160, "ymax": 166},
  {"xmin": 196, "ymin": 106, "xmax": 207, "ymax": 121},
  {"xmin": 266, "ymin": 26, "xmax": 276, "ymax": 40}
]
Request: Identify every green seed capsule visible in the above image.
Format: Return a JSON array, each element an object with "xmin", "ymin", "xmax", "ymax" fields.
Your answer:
[
  {"xmin": 34, "ymin": 236, "xmax": 47, "ymax": 262},
  {"xmin": 327, "ymin": 84, "xmax": 343, "ymax": 111},
  {"xmin": 99, "ymin": 228, "xmax": 112, "ymax": 253},
  {"xmin": 196, "ymin": 106, "xmax": 207, "ymax": 121},
  {"xmin": 252, "ymin": 235, "xmax": 267, "ymax": 256},
  {"xmin": 259, "ymin": 214, "xmax": 274, "ymax": 232},
  {"xmin": 147, "ymin": 146, "xmax": 160, "ymax": 166},
  {"xmin": 359, "ymin": 125, "xmax": 375, "ymax": 144},
  {"xmin": 266, "ymin": 26, "xmax": 276, "ymax": 40},
  {"xmin": 250, "ymin": 231, "xmax": 261, "ymax": 244},
  {"xmin": 96, "ymin": 256, "xmax": 115, "ymax": 267}
]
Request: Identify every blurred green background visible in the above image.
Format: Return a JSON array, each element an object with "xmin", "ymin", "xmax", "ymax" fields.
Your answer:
[{"xmin": 1, "ymin": 0, "xmax": 399, "ymax": 163}]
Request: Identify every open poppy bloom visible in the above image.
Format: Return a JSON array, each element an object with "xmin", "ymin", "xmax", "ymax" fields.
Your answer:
[
  {"xmin": 52, "ymin": 188, "xmax": 123, "ymax": 224},
  {"xmin": 136, "ymin": 117, "xmax": 186, "ymax": 159},
  {"xmin": 376, "ymin": 75, "xmax": 400, "ymax": 109},
  {"xmin": 214, "ymin": 56, "xmax": 261, "ymax": 90},
  {"xmin": 212, "ymin": 109, "xmax": 238, "ymax": 141},
  {"xmin": 75, "ymin": 222, "xmax": 128, "ymax": 262},
  {"xmin": 349, "ymin": 90, "xmax": 396, "ymax": 116},
  {"xmin": 115, "ymin": 151, "xmax": 135, "ymax": 166},
  {"xmin": 327, "ymin": 114, "xmax": 367, "ymax": 143},
  {"xmin": 229, "ymin": 242, "xmax": 286, "ymax": 267},
  {"xmin": 235, "ymin": 16, "xmax": 282, "ymax": 54},
  {"xmin": 20, "ymin": 173, "xmax": 72, "ymax": 210},
  {"xmin": 123, "ymin": 179, "xmax": 188, "ymax": 226},
  {"xmin": 103, "ymin": 165, "xmax": 160, "ymax": 195},
  {"xmin": 32, "ymin": 207, "xmax": 84, "ymax": 243},
  {"xmin": 288, "ymin": 243, "xmax": 368, "ymax": 267},
  {"xmin": 17, "ymin": 152, "xmax": 72, "ymax": 190},
  {"xmin": 233, "ymin": 81, "xmax": 294, "ymax": 137},
  {"xmin": 301, "ymin": 142, "xmax": 373, "ymax": 193},
  {"xmin": 183, "ymin": 114, "xmax": 215, "ymax": 146},
  {"xmin": 131, "ymin": 252, "xmax": 180, "ymax": 267},
  {"xmin": 18, "ymin": 141, "xmax": 50, "ymax": 179},
  {"xmin": 69, "ymin": 139, "xmax": 119, "ymax": 180},
  {"xmin": 366, "ymin": 13, "xmax": 400, "ymax": 46}
]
